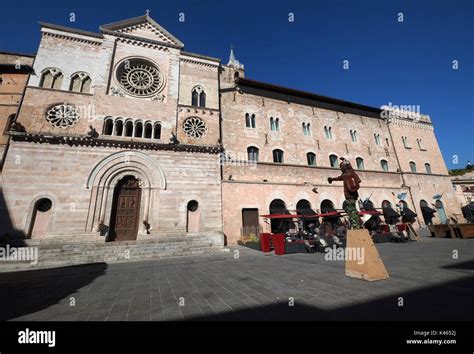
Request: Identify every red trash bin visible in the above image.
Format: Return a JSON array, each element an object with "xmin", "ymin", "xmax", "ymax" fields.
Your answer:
[
  {"xmin": 259, "ymin": 233, "xmax": 272, "ymax": 253},
  {"xmin": 272, "ymin": 233, "xmax": 286, "ymax": 255}
]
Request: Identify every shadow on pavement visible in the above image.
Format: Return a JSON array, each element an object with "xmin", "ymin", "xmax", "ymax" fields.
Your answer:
[
  {"xmin": 185, "ymin": 275, "xmax": 474, "ymax": 321},
  {"xmin": 0, "ymin": 263, "xmax": 107, "ymax": 321}
]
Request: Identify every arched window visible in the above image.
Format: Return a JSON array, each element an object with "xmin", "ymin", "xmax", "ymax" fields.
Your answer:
[
  {"xmin": 329, "ymin": 154, "xmax": 338, "ymax": 167},
  {"xmin": 356, "ymin": 157, "xmax": 365, "ymax": 170},
  {"xmin": 153, "ymin": 123, "xmax": 161, "ymax": 139},
  {"xmin": 402, "ymin": 136, "xmax": 410, "ymax": 148},
  {"xmin": 199, "ymin": 91, "xmax": 206, "ymax": 107},
  {"xmin": 39, "ymin": 68, "xmax": 63, "ymax": 90},
  {"xmin": 70, "ymin": 74, "xmax": 82, "ymax": 92},
  {"xmin": 417, "ymin": 138, "xmax": 424, "ymax": 150},
  {"xmin": 424, "ymin": 163, "xmax": 432, "ymax": 174},
  {"xmin": 69, "ymin": 72, "xmax": 91, "ymax": 93},
  {"xmin": 191, "ymin": 90, "xmax": 199, "ymax": 106},
  {"xmin": 269, "ymin": 199, "xmax": 289, "ymax": 233},
  {"xmin": 435, "ymin": 200, "xmax": 448, "ymax": 224},
  {"xmin": 124, "ymin": 120, "xmax": 133, "ymax": 137},
  {"xmin": 103, "ymin": 118, "xmax": 114, "ymax": 135},
  {"xmin": 374, "ymin": 133, "xmax": 381, "ymax": 145},
  {"xmin": 270, "ymin": 117, "xmax": 280, "ymax": 131},
  {"xmin": 297, "ymin": 199, "xmax": 317, "ymax": 228},
  {"xmin": 302, "ymin": 122, "xmax": 311, "ymax": 136},
  {"xmin": 381, "ymin": 159, "xmax": 389, "ymax": 171},
  {"xmin": 324, "ymin": 126, "xmax": 333, "ymax": 139},
  {"xmin": 134, "ymin": 121, "xmax": 143, "ymax": 138},
  {"xmin": 307, "ymin": 152, "xmax": 316, "ymax": 166},
  {"xmin": 350, "ymin": 130, "xmax": 358, "ymax": 142},
  {"xmin": 144, "ymin": 122, "xmax": 153, "ymax": 139},
  {"xmin": 28, "ymin": 198, "xmax": 53, "ymax": 238},
  {"xmin": 247, "ymin": 146, "xmax": 259, "ymax": 162},
  {"xmin": 115, "ymin": 120, "xmax": 124, "ymax": 136},
  {"xmin": 320, "ymin": 199, "xmax": 336, "ymax": 214},
  {"xmin": 82, "ymin": 76, "xmax": 92, "ymax": 93},
  {"xmin": 186, "ymin": 200, "xmax": 200, "ymax": 232},
  {"xmin": 245, "ymin": 113, "xmax": 256, "ymax": 128},
  {"xmin": 382, "ymin": 200, "xmax": 392, "ymax": 209},
  {"xmin": 409, "ymin": 161, "xmax": 417, "ymax": 172},
  {"xmin": 273, "ymin": 149, "xmax": 284, "ymax": 163},
  {"xmin": 420, "ymin": 199, "xmax": 434, "ymax": 225},
  {"xmin": 191, "ymin": 86, "xmax": 206, "ymax": 107}
]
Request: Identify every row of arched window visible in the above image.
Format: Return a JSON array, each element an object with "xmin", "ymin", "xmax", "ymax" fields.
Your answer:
[
  {"xmin": 247, "ymin": 147, "xmax": 392, "ymax": 171},
  {"xmin": 103, "ymin": 117, "xmax": 162, "ymax": 139},
  {"xmin": 402, "ymin": 136, "xmax": 426, "ymax": 150},
  {"xmin": 410, "ymin": 161, "xmax": 432, "ymax": 174},
  {"xmin": 245, "ymin": 114, "xmax": 429, "ymax": 153},
  {"xmin": 39, "ymin": 68, "xmax": 92, "ymax": 93},
  {"xmin": 246, "ymin": 146, "xmax": 434, "ymax": 173}
]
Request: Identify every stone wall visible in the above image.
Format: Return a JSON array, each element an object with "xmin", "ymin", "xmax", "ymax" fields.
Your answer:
[{"xmin": 0, "ymin": 141, "xmax": 222, "ymax": 239}]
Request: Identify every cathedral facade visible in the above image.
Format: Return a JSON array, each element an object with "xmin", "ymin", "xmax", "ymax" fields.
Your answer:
[{"xmin": 0, "ymin": 15, "xmax": 462, "ymax": 247}]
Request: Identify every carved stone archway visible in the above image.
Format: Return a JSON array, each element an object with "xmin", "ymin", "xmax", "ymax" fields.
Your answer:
[{"xmin": 86, "ymin": 151, "xmax": 166, "ymax": 237}]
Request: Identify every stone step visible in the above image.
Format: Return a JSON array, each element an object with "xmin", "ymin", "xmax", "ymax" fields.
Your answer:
[
  {"xmin": 0, "ymin": 246, "xmax": 224, "ymax": 272},
  {"xmin": 0, "ymin": 235, "xmax": 225, "ymax": 272}
]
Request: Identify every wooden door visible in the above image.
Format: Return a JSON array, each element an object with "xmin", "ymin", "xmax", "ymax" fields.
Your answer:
[{"xmin": 110, "ymin": 176, "xmax": 141, "ymax": 241}]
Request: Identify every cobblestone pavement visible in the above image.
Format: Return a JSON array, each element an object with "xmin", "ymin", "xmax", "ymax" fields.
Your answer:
[{"xmin": 1, "ymin": 237, "xmax": 473, "ymax": 321}]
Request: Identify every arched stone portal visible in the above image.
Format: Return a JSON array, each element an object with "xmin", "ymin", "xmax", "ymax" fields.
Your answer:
[
  {"xmin": 86, "ymin": 151, "xmax": 167, "ymax": 238},
  {"xmin": 108, "ymin": 175, "xmax": 142, "ymax": 241}
]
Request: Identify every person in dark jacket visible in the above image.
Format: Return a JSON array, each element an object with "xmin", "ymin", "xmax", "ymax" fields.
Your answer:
[{"xmin": 328, "ymin": 158, "xmax": 362, "ymax": 229}]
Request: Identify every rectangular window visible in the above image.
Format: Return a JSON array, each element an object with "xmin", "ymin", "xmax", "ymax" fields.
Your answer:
[{"xmin": 242, "ymin": 208, "xmax": 259, "ymax": 236}]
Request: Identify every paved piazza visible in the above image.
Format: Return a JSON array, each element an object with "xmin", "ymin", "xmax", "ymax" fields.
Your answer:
[{"xmin": 1, "ymin": 237, "xmax": 473, "ymax": 321}]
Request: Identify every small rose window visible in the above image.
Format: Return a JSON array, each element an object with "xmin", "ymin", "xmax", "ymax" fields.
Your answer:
[
  {"xmin": 183, "ymin": 117, "xmax": 208, "ymax": 139},
  {"xmin": 46, "ymin": 104, "xmax": 80, "ymax": 128}
]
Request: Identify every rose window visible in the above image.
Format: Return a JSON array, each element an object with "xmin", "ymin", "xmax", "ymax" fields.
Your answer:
[
  {"xmin": 116, "ymin": 59, "xmax": 164, "ymax": 97},
  {"xmin": 46, "ymin": 104, "xmax": 80, "ymax": 128},
  {"xmin": 183, "ymin": 117, "xmax": 208, "ymax": 139}
]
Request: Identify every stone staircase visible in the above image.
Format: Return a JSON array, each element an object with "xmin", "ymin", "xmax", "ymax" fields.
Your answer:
[{"xmin": 0, "ymin": 234, "xmax": 225, "ymax": 272}]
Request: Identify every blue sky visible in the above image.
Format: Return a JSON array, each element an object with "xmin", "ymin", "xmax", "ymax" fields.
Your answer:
[{"xmin": 1, "ymin": 0, "xmax": 472, "ymax": 169}]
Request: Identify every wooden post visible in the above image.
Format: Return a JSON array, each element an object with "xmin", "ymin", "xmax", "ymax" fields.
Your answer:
[
  {"xmin": 407, "ymin": 223, "xmax": 421, "ymax": 241},
  {"xmin": 345, "ymin": 229, "xmax": 389, "ymax": 281}
]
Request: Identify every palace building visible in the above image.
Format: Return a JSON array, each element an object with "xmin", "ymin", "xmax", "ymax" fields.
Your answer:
[{"xmin": 0, "ymin": 14, "xmax": 463, "ymax": 250}]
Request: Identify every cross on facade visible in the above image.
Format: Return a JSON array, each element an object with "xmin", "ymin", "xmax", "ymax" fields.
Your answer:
[{"xmin": 145, "ymin": 9, "xmax": 151, "ymax": 16}]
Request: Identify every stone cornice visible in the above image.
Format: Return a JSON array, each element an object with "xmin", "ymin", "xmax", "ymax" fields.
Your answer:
[
  {"xmin": 101, "ymin": 29, "xmax": 179, "ymax": 50},
  {"xmin": 387, "ymin": 116, "xmax": 434, "ymax": 131},
  {"xmin": 9, "ymin": 132, "xmax": 223, "ymax": 154},
  {"xmin": 178, "ymin": 105, "xmax": 220, "ymax": 115},
  {"xmin": 42, "ymin": 28, "xmax": 103, "ymax": 46},
  {"xmin": 180, "ymin": 56, "xmax": 219, "ymax": 68},
  {"xmin": 26, "ymin": 85, "xmax": 94, "ymax": 96}
]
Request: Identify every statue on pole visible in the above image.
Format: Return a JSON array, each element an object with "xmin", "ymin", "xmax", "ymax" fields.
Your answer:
[{"xmin": 328, "ymin": 157, "xmax": 362, "ymax": 229}]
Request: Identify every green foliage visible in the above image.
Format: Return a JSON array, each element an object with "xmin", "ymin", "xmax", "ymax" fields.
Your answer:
[{"xmin": 449, "ymin": 163, "xmax": 473, "ymax": 176}]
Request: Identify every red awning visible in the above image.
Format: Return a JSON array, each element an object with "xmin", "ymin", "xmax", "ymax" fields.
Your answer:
[
  {"xmin": 358, "ymin": 210, "xmax": 382, "ymax": 215},
  {"xmin": 305, "ymin": 211, "xmax": 344, "ymax": 218},
  {"xmin": 260, "ymin": 214, "xmax": 302, "ymax": 219}
]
